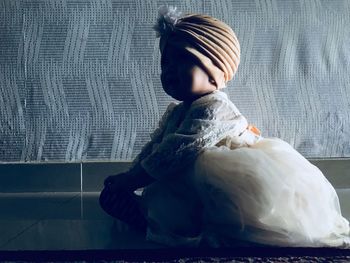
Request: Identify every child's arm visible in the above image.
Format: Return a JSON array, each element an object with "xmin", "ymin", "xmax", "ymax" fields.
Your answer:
[
  {"xmin": 127, "ymin": 102, "xmax": 177, "ymax": 171},
  {"xmin": 103, "ymin": 103, "xmax": 177, "ymax": 190},
  {"xmin": 140, "ymin": 96, "xmax": 249, "ymax": 180},
  {"xmin": 103, "ymin": 165, "xmax": 154, "ymax": 191}
]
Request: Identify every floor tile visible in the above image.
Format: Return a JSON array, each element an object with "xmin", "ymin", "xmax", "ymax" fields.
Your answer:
[
  {"xmin": 0, "ymin": 193, "xmax": 81, "ymax": 220},
  {"xmin": 0, "ymin": 188, "xmax": 349, "ymax": 250},
  {"xmin": 81, "ymin": 192, "xmax": 110, "ymax": 220},
  {"xmin": 0, "ymin": 193, "xmax": 82, "ymax": 249},
  {"xmin": 0, "ymin": 220, "xmax": 39, "ymax": 249},
  {"xmin": 0, "ymin": 219, "xmax": 164, "ymax": 250},
  {"xmin": 0, "ymin": 192, "xmax": 163, "ymax": 250}
]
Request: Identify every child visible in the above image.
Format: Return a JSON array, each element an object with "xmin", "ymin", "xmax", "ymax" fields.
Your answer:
[{"xmin": 100, "ymin": 6, "xmax": 350, "ymax": 247}]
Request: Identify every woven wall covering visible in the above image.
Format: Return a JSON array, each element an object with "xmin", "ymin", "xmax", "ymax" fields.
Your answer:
[{"xmin": 0, "ymin": 0, "xmax": 349, "ymax": 162}]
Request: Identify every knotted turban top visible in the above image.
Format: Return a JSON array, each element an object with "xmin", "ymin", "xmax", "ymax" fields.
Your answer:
[{"xmin": 154, "ymin": 6, "xmax": 240, "ymax": 89}]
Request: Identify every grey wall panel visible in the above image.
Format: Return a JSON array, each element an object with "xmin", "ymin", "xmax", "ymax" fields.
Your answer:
[{"xmin": 0, "ymin": 0, "xmax": 349, "ymax": 162}]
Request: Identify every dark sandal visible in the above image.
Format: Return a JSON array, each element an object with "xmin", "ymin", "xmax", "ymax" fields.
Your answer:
[{"xmin": 99, "ymin": 187, "xmax": 147, "ymax": 231}]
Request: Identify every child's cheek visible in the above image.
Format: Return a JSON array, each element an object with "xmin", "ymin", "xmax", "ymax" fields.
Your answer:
[{"xmin": 189, "ymin": 66, "xmax": 212, "ymax": 94}]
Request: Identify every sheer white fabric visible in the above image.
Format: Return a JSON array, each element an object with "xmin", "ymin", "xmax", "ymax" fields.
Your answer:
[
  {"xmin": 138, "ymin": 91, "xmax": 350, "ymax": 247},
  {"xmin": 194, "ymin": 137, "xmax": 350, "ymax": 247}
]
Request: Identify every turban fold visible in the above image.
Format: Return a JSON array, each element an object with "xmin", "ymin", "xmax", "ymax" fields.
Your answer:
[{"xmin": 154, "ymin": 6, "xmax": 240, "ymax": 88}]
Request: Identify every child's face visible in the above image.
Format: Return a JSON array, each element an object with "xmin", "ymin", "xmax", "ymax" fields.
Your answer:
[{"xmin": 160, "ymin": 45, "xmax": 217, "ymax": 102}]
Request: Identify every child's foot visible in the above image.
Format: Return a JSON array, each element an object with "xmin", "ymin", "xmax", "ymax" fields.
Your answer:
[{"xmin": 99, "ymin": 186, "xmax": 147, "ymax": 231}]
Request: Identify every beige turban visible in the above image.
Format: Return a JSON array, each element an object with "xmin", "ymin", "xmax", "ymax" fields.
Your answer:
[{"xmin": 154, "ymin": 6, "xmax": 240, "ymax": 89}]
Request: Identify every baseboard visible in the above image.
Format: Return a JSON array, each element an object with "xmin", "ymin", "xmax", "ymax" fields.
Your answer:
[{"xmin": 0, "ymin": 159, "xmax": 349, "ymax": 193}]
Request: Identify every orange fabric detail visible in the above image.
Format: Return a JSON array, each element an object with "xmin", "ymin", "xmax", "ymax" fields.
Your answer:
[{"xmin": 248, "ymin": 125, "xmax": 261, "ymax": 136}]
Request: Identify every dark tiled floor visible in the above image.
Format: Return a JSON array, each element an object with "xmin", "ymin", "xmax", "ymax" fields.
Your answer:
[
  {"xmin": 0, "ymin": 160, "xmax": 349, "ymax": 250},
  {"xmin": 0, "ymin": 192, "xmax": 164, "ymax": 250},
  {"xmin": 0, "ymin": 190, "xmax": 349, "ymax": 250}
]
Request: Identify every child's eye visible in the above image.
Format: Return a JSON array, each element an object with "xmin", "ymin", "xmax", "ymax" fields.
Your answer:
[{"xmin": 209, "ymin": 77, "xmax": 216, "ymax": 85}]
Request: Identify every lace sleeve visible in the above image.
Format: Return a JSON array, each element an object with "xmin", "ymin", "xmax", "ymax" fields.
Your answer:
[
  {"xmin": 128, "ymin": 102, "xmax": 178, "ymax": 175},
  {"xmin": 140, "ymin": 96, "xmax": 248, "ymax": 180}
]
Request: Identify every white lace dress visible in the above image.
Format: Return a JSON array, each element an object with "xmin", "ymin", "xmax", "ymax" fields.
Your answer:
[{"xmin": 130, "ymin": 90, "xmax": 350, "ymax": 248}]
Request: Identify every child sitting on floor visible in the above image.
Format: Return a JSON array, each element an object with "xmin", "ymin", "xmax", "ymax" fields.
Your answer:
[{"xmin": 100, "ymin": 6, "xmax": 350, "ymax": 248}]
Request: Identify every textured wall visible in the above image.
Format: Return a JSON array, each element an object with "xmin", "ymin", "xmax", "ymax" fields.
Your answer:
[{"xmin": 0, "ymin": 0, "xmax": 350, "ymax": 162}]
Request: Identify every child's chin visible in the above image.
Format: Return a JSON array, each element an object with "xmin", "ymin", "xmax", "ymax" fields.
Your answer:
[
  {"xmin": 168, "ymin": 93, "xmax": 188, "ymax": 101},
  {"xmin": 170, "ymin": 94, "xmax": 186, "ymax": 101}
]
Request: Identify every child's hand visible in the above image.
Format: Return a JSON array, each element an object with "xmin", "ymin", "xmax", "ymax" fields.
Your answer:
[
  {"xmin": 104, "ymin": 168, "xmax": 156, "ymax": 192},
  {"xmin": 104, "ymin": 172, "xmax": 133, "ymax": 191}
]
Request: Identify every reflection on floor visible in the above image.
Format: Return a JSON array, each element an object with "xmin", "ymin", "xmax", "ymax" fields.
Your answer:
[
  {"xmin": 0, "ymin": 190, "xmax": 349, "ymax": 250},
  {"xmin": 0, "ymin": 192, "xmax": 164, "ymax": 250}
]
